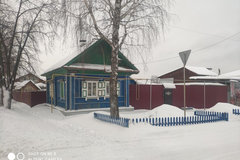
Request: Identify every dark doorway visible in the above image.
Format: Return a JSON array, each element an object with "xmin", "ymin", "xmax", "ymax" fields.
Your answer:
[{"xmin": 164, "ymin": 89, "xmax": 173, "ymax": 105}]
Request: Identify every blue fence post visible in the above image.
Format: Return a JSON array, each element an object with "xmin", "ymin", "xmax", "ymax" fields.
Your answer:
[
  {"xmin": 94, "ymin": 113, "xmax": 130, "ymax": 128},
  {"xmin": 126, "ymin": 119, "xmax": 129, "ymax": 127}
]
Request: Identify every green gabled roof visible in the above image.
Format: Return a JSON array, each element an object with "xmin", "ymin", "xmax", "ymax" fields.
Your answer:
[{"xmin": 41, "ymin": 39, "xmax": 139, "ymax": 77}]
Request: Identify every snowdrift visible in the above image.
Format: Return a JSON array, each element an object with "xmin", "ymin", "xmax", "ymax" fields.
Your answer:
[{"xmin": 122, "ymin": 104, "xmax": 184, "ymax": 118}]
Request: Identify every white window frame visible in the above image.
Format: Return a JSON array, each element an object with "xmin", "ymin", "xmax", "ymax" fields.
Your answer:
[
  {"xmin": 81, "ymin": 80, "xmax": 120, "ymax": 99},
  {"xmin": 82, "ymin": 81, "xmax": 98, "ymax": 98}
]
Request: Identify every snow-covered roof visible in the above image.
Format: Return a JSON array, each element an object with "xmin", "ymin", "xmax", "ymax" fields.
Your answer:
[
  {"xmin": 42, "ymin": 39, "xmax": 139, "ymax": 76},
  {"xmin": 43, "ymin": 51, "xmax": 80, "ymax": 74},
  {"xmin": 162, "ymin": 83, "xmax": 176, "ymax": 89},
  {"xmin": 186, "ymin": 66, "xmax": 217, "ymax": 76},
  {"xmin": 14, "ymin": 80, "xmax": 41, "ymax": 90},
  {"xmin": 220, "ymin": 69, "xmax": 240, "ymax": 78},
  {"xmin": 36, "ymin": 83, "xmax": 46, "ymax": 88},
  {"xmin": 190, "ymin": 75, "xmax": 240, "ymax": 81},
  {"xmin": 190, "ymin": 69, "xmax": 240, "ymax": 81},
  {"xmin": 64, "ymin": 63, "xmax": 138, "ymax": 73},
  {"xmin": 175, "ymin": 82, "xmax": 225, "ymax": 86}
]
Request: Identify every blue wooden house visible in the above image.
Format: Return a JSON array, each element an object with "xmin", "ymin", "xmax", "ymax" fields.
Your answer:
[{"xmin": 41, "ymin": 39, "xmax": 139, "ymax": 110}]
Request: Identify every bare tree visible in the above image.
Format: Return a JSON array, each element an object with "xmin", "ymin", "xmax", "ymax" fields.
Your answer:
[
  {"xmin": 0, "ymin": 0, "xmax": 58, "ymax": 109},
  {"xmin": 59, "ymin": 0, "xmax": 171, "ymax": 118}
]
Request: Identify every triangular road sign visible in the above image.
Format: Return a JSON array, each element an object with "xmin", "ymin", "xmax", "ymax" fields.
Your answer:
[{"xmin": 179, "ymin": 50, "xmax": 191, "ymax": 66}]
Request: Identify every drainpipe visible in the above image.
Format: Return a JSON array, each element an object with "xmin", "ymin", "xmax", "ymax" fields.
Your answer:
[
  {"xmin": 150, "ymin": 80, "xmax": 152, "ymax": 110},
  {"xmin": 70, "ymin": 74, "xmax": 72, "ymax": 110},
  {"xmin": 204, "ymin": 81, "xmax": 206, "ymax": 110},
  {"xmin": 65, "ymin": 74, "xmax": 67, "ymax": 110},
  {"xmin": 125, "ymin": 76, "xmax": 127, "ymax": 107}
]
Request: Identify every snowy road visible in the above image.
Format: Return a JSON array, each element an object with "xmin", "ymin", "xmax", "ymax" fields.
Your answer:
[{"xmin": 0, "ymin": 102, "xmax": 240, "ymax": 160}]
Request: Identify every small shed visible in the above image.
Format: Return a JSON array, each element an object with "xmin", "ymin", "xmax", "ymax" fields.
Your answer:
[{"xmin": 41, "ymin": 39, "xmax": 139, "ymax": 110}]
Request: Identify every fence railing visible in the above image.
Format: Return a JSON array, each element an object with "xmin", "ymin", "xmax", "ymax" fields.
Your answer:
[
  {"xmin": 94, "ymin": 113, "xmax": 130, "ymax": 128},
  {"xmin": 233, "ymin": 109, "xmax": 240, "ymax": 115},
  {"xmin": 131, "ymin": 111, "xmax": 228, "ymax": 127},
  {"xmin": 194, "ymin": 111, "xmax": 229, "ymax": 121}
]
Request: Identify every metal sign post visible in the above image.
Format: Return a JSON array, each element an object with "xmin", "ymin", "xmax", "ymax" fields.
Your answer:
[{"xmin": 179, "ymin": 50, "xmax": 191, "ymax": 117}]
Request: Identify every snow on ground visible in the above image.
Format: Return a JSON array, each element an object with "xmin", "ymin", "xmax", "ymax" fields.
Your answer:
[
  {"xmin": 0, "ymin": 102, "xmax": 240, "ymax": 160},
  {"xmin": 206, "ymin": 103, "xmax": 240, "ymax": 121},
  {"xmin": 122, "ymin": 104, "xmax": 184, "ymax": 119}
]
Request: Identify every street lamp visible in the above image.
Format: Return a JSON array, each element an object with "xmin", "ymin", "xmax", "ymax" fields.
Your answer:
[{"xmin": 179, "ymin": 50, "xmax": 191, "ymax": 117}]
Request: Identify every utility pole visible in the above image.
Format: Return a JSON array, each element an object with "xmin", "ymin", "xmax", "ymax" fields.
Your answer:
[{"xmin": 179, "ymin": 50, "xmax": 191, "ymax": 117}]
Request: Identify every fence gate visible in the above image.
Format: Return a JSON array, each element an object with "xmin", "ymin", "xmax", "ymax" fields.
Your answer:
[{"xmin": 164, "ymin": 89, "xmax": 173, "ymax": 105}]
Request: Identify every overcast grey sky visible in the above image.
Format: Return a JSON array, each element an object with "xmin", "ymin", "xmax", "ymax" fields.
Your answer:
[{"xmin": 39, "ymin": 0, "xmax": 240, "ymax": 78}]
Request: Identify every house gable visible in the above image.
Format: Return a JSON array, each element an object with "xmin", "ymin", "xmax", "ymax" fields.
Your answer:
[
  {"xmin": 159, "ymin": 66, "xmax": 217, "ymax": 83},
  {"xmin": 67, "ymin": 40, "xmax": 137, "ymax": 71},
  {"xmin": 42, "ymin": 39, "xmax": 138, "ymax": 77},
  {"xmin": 159, "ymin": 67, "xmax": 198, "ymax": 83}
]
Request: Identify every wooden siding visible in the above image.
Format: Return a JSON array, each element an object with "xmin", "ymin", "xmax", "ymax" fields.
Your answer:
[
  {"xmin": 13, "ymin": 91, "xmax": 46, "ymax": 107},
  {"xmin": 46, "ymin": 74, "xmax": 130, "ymax": 110},
  {"xmin": 130, "ymin": 84, "xmax": 228, "ymax": 109}
]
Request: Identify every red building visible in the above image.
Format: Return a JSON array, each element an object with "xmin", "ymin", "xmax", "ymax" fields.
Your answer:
[
  {"xmin": 129, "ymin": 66, "xmax": 227, "ymax": 110},
  {"xmin": 158, "ymin": 66, "xmax": 217, "ymax": 83}
]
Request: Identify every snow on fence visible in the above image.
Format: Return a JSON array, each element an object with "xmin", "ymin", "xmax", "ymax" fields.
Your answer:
[
  {"xmin": 233, "ymin": 109, "xmax": 240, "ymax": 115},
  {"xmin": 94, "ymin": 113, "xmax": 130, "ymax": 128},
  {"xmin": 131, "ymin": 111, "xmax": 228, "ymax": 127}
]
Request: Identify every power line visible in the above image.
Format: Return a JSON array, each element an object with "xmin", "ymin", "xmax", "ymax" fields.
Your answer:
[
  {"xmin": 134, "ymin": 31, "xmax": 240, "ymax": 65},
  {"xmin": 192, "ymin": 31, "xmax": 240, "ymax": 53},
  {"xmin": 170, "ymin": 25, "xmax": 240, "ymax": 42}
]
